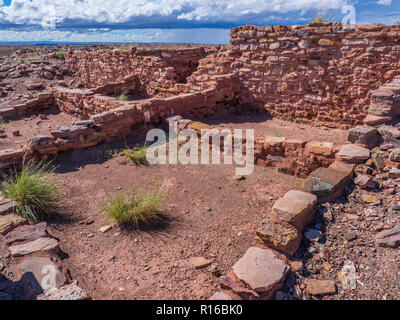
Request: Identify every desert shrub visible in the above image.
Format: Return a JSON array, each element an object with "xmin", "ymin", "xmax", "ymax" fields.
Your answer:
[
  {"xmin": 1, "ymin": 159, "xmax": 60, "ymax": 223},
  {"xmin": 0, "ymin": 118, "xmax": 6, "ymax": 130},
  {"xmin": 117, "ymin": 93, "xmax": 128, "ymax": 101},
  {"xmin": 103, "ymin": 190, "xmax": 163, "ymax": 226},
  {"xmin": 123, "ymin": 145, "xmax": 149, "ymax": 165},
  {"xmin": 311, "ymin": 15, "xmax": 331, "ymax": 23},
  {"xmin": 55, "ymin": 51, "xmax": 66, "ymax": 60}
]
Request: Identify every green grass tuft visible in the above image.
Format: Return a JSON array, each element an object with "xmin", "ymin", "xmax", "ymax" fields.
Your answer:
[
  {"xmin": 0, "ymin": 118, "xmax": 6, "ymax": 130},
  {"xmin": 103, "ymin": 190, "xmax": 163, "ymax": 226},
  {"xmin": 116, "ymin": 93, "xmax": 128, "ymax": 101},
  {"xmin": 55, "ymin": 51, "xmax": 66, "ymax": 60},
  {"xmin": 123, "ymin": 145, "xmax": 149, "ymax": 165},
  {"xmin": 1, "ymin": 159, "xmax": 60, "ymax": 223}
]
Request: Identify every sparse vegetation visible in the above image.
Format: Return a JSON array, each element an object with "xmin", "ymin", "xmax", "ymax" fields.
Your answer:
[
  {"xmin": 0, "ymin": 118, "xmax": 6, "ymax": 130},
  {"xmin": 311, "ymin": 15, "xmax": 331, "ymax": 23},
  {"xmin": 117, "ymin": 93, "xmax": 128, "ymax": 101},
  {"xmin": 55, "ymin": 50, "xmax": 66, "ymax": 60},
  {"xmin": 103, "ymin": 190, "xmax": 163, "ymax": 226},
  {"xmin": 123, "ymin": 145, "xmax": 149, "ymax": 165},
  {"xmin": 1, "ymin": 159, "xmax": 60, "ymax": 223}
]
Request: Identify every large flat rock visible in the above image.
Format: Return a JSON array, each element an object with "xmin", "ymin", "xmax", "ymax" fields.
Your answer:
[
  {"xmin": 17, "ymin": 256, "xmax": 66, "ymax": 298},
  {"xmin": 232, "ymin": 247, "xmax": 289, "ymax": 294},
  {"xmin": 271, "ymin": 190, "xmax": 317, "ymax": 230},
  {"xmin": 9, "ymin": 237, "xmax": 59, "ymax": 257},
  {"xmin": 298, "ymin": 167, "xmax": 351, "ymax": 202},
  {"xmin": 256, "ymin": 218, "xmax": 301, "ymax": 255},
  {"xmin": 0, "ymin": 214, "xmax": 27, "ymax": 235},
  {"xmin": 3, "ymin": 222, "xmax": 47, "ymax": 246},
  {"xmin": 0, "ymin": 200, "xmax": 17, "ymax": 216},
  {"xmin": 336, "ymin": 144, "xmax": 370, "ymax": 164}
]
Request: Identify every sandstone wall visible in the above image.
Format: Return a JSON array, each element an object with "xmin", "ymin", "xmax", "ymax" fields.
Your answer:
[
  {"xmin": 189, "ymin": 23, "xmax": 400, "ymax": 128},
  {"xmin": 65, "ymin": 47, "xmax": 211, "ymax": 97}
]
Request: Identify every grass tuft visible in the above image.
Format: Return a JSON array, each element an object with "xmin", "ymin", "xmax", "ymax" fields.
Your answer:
[
  {"xmin": 103, "ymin": 190, "xmax": 163, "ymax": 226},
  {"xmin": 116, "ymin": 93, "xmax": 128, "ymax": 101},
  {"xmin": 1, "ymin": 159, "xmax": 60, "ymax": 223},
  {"xmin": 55, "ymin": 51, "xmax": 66, "ymax": 60},
  {"xmin": 0, "ymin": 118, "xmax": 6, "ymax": 130},
  {"xmin": 123, "ymin": 145, "xmax": 149, "ymax": 165}
]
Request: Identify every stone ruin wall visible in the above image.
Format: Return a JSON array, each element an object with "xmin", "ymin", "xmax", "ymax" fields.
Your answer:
[
  {"xmin": 65, "ymin": 47, "xmax": 218, "ymax": 97},
  {"xmin": 188, "ymin": 23, "xmax": 400, "ymax": 128}
]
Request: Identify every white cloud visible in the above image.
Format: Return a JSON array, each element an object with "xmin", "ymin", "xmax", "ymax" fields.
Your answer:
[
  {"xmin": 377, "ymin": 0, "xmax": 392, "ymax": 5},
  {"xmin": 0, "ymin": 0, "xmax": 348, "ymax": 29}
]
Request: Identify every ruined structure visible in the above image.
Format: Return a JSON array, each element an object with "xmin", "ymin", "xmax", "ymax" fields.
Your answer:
[{"xmin": 1, "ymin": 23, "xmax": 400, "ymax": 300}]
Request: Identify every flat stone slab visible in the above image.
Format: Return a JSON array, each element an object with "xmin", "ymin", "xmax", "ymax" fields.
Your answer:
[
  {"xmin": 9, "ymin": 237, "xmax": 59, "ymax": 257},
  {"xmin": 375, "ymin": 226, "xmax": 400, "ymax": 248},
  {"xmin": 336, "ymin": 144, "xmax": 370, "ymax": 164},
  {"xmin": 298, "ymin": 167, "xmax": 351, "ymax": 202},
  {"xmin": 307, "ymin": 142, "xmax": 334, "ymax": 156},
  {"xmin": 3, "ymin": 222, "xmax": 47, "ymax": 246},
  {"xmin": 256, "ymin": 218, "xmax": 301, "ymax": 255},
  {"xmin": 348, "ymin": 126, "xmax": 379, "ymax": 148},
  {"xmin": 329, "ymin": 160, "xmax": 355, "ymax": 174},
  {"xmin": 37, "ymin": 282, "xmax": 89, "ymax": 300},
  {"xmin": 363, "ymin": 114, "xmax": 391, "ymax": 126},
  {"xmin": 232, "ymin": 247, "xmax": 289, "ymax": 293},
  {"xmin": 0, "ymin": 201, "xmax": 17, "ymax": 216},
  {"xmin": 17, "ymin": 256, "xmax": 66, "ymax": 298},
  {"xmin": 271, "ymin": 190, "xmax": 317, "ymax": 230},
  {"xmin": 304, "ymin": 279, "xmax": 336, "ymax": 296},
  {"xmin": 0, "ymin": 214, "xmax": 27, "ymax": 235}
]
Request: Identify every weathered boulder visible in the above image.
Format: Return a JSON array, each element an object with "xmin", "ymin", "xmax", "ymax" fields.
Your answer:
[
  {"xmin": 336, "ymin": 144, "xmax": 370, "ymax": 164},
  {"xmin": 271, "ymin": 190, "xmax": 317, "ymax": 230},
  {"xmin": 232, "ymin": 247, "xmax": 289, "ymax": 295},
  {"xmin": 37, "ymin": 282, "xmax": 89, "ymax": 300}
]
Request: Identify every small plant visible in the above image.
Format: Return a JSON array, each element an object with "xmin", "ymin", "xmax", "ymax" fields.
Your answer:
[
  {"xmin": 0, "ymin": 118, "xmax": 6, "ymax": 130},
  {"xmin": 1, "ymin": 159, "xmax": 60, "ymax": 223},
  {"xmin": 123, "ymin": 145, "xmax": 149, "ymax": 165},
  {"xmin": 116, "ymin": 93, "xmax": 128, "ymax": 101},
  {"xmin": 103, "ymin": 190, "xmax": 163, "ymax": 226},
  {"xmin": 311, "ymin": 15, "xmax": 331, "ymax": 23},
  {"xmin": 55, "ymin": 51, "xmax": 66, "ymax": 60},
  {"xmin": 272, "ymin": 130, "xmax": 283, "ymax": 137}
]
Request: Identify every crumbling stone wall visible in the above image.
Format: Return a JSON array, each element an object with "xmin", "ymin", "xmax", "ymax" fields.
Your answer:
[
  {"xmin": 189, "ymin": 23, "xmax": 400, "ymax": 128},
  {"xmin": 65, "ymin": 47, "xmax": 211, "ymax": 97}
]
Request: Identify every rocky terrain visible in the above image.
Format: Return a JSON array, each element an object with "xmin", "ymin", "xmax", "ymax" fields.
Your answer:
[{"xmin": 0, "ymin": 22, "xmax": 400, "ymax": 301}]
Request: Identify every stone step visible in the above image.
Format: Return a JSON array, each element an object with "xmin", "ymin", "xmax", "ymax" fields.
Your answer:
[
  {"xmin": 232, "ymin": 247, "xmax": 289, "ymax": 298},
  {"xmin": 368, "ymin": 104, "xmax": 395, "ymax": 117},
  {"xmin": 255, "ymin": 218, "xmax": 301, "ymax": 255},
  {"xmin": 363, "ymin": 114, "xmax": 392, "ymax": 126},
  {"xmin": 335, "ymin": 144, "xmax": 370, "ymax": 164},
  {"xmin": 329, "ymin": 160, "xmax": 355, "ymax": 174},
  {"xmin": 297, "ymin": 167, "xmax": 352, "ymax": 202},
  {"xmin": 371, "ymin": 90, "xmax": 398, "ymax": 103},
  {"xmin": 377, "ymin": 125, "xmax": 400, "ymax": 142},
  {"xmin": 9, "ymin": 237, "xmax": 59, "ymax": 258},
  {"xmin": 347, "ymin": 126, "xmax": 379, "ymax": 148},
  {"xmin": 271, "ymin": 190, "xmax": 317, "ymax": 231}
]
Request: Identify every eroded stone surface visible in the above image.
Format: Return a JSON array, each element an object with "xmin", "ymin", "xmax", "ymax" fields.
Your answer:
[
  {"xmin": 0, "ymin": 214, "xmax": 27, "ymax": 235},
  {"xmin": 9, "ymin": 237, "xmax": 59, "ymax": 257},
  {"xmin": 348, "ymin": 126, "xmax": 379, "ymax": 148},
  {"xmin": 3, "ymin": 222, "xmax": 47, "ymax": 246},
  {"xmin": 232, "ymin": 247, "xmax": 289, "ymax": 293},
  {"xmin": 271, "ymin": 190, "xmax": 317, "ymax": 230},
  {"xmin": 256, "ymin": 218, "xmax": 301, "ymax": 255},
  {"xmin": 298, "ymin": 167, "xmax": 351, "ymax": 202},
  {"xmin": 37, "ymin": 282, "xmax": 89, "ymax": 300},
  {"xmin": 209, "ymin": 292, "xmax": 232, "ymax": 300},
  {"xmin": 336, "ymin": 144, "xmax": 370, "ymax": 164},
  {"xmin": 304, "ymin": 279, "xmax": 336, "ymax": 296}
]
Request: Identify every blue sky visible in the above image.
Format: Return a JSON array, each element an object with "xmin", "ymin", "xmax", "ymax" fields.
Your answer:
[{"xmin": 0, "ymin": 0, "xmax": 399, "ymax": 43}]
